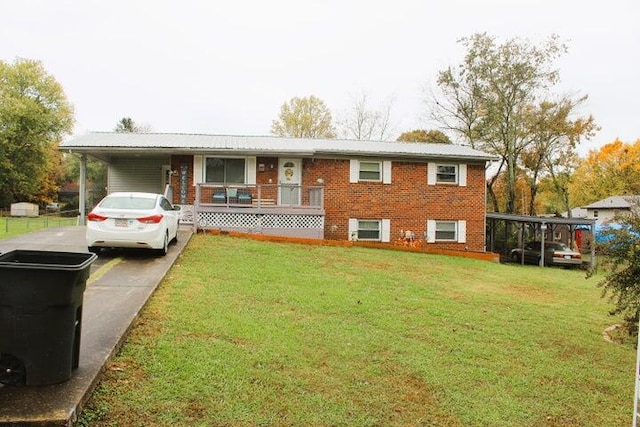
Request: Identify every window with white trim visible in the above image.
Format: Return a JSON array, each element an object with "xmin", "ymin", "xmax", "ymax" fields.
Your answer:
[
  {"xmin": 357, "ymin": 220, "xmax": 380, "ymax": 240},
  {"xmin": 350, "ymin": 160, "xmax": 392, "ymax": 184},
  {"xmin": 426, "ymin": 219, "xmax": 467, "ymax": 243},
  {"xmin": 359, "ymin": 161, "xmax": 381, "ymax": 181},
  {"xmin": 435, "ymin": 221, "xmax": 457, "ymax": 241},
  {"xmin": 436, "ymin": 165, "xmax": 457, "ymax": 184},
  {"xmin": 205, "ymin": 157, "xmax": 245, "ymax": 184},
  {"xmin": 348, "ymin": 218, "xmax": 391, "ymax": 242},
  {"xmin": 427, "ymin": 163, "xmax": 466, "ymax": 186}
]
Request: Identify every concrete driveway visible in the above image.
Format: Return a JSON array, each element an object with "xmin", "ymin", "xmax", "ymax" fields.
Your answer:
[{"xmin": 0, "ymin": 225, "xmax": 192, "ymax": 426}]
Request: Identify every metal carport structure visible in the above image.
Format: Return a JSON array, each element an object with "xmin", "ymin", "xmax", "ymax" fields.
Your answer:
[{"xmin": 486, "ymin": 212, "xmax": 596, "ymax": 269}]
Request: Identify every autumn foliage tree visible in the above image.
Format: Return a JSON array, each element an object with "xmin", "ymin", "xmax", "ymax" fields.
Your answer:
[
  {"xmin": 569, "ymin": 139, "xmax": 640, "ymax": 207},
  {"xmin": 396, "ymin": 129, "xmax": 451, "ymax": 143},
  {"xmin": 271, "ymin": 95, "xmax": 335, "ymax": 139},
  {"xmin": 520, "ymin": 97, "xmax": 597, "ymax": 215},
  {"xmin": 0, "ymin": 58, "xmax": 74, "ymax": 207},
  {"xmin": 430, "ymin": 33, "xmax": 595, "ymax": 214}
]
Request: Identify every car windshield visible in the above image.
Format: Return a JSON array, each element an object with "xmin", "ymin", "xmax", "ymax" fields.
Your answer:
[{"xmin": 99, "ymin": 196, "xmax": 156, "ymax": 210}]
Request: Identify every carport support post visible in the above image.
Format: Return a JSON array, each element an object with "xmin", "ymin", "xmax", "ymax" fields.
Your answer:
[
  {"xmin": 79, "ymin": 154, "xmax": 87, "ymax": 225},
  {"xmin": 539, "ymin": 223, "xmax": 547, "ymax": 267}
]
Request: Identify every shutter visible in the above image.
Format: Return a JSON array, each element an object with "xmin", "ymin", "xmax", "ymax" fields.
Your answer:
[
  {"xmin": 426, "ymin": 220, "xmax": 436, "ymax": 243},
  {"xmin": 381, "ymin": 219, "xmax": 391, "ymax": 242},
  {"xmin": 246, "ymin": 156, "xmax": 257, "ymax": 185},
  {"xmin": 348, "ymin": 218, "xmax": 358, "ymax": 241},
  {"xmin": 349, "ymin": 160, "xmax": 359, "ymax": 183},
  {"xmin": 382, "ymin": 161, "xmax": 392, "ymax": 184},
  {"xmin": 457, "ymin": 220, "xmax": 467, "ymax": 243},
  {"xmin": 427, "ymin": 162, "xmax": 436, "ymax": 185},
  {"xmin": 193, "ymin": 155, "xmax": 203, "ymax": 185},
  {"xmin": 458, "ymin": 164, "xmax": 467, "ymax": 187}
]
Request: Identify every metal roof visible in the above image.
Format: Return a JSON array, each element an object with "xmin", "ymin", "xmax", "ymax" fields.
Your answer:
[
  {"xmin": 59, "ymin": 132, "xmax": 497, "ymax": 162},
  {"xmin": 582, "ymin": 195, "xmax": 640, "ymax": 210},
  {"xmin": 486, "ymin": 212, "xmax": 596, "ymax": 227}
]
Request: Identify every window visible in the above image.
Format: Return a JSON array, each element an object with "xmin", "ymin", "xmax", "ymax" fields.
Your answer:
[
  {"xmin": 359, "ymin": 161, "xmax": 381, "ymax": 181},
  {"xmin": 349, "ymin": 218, "xmax": 391, "ymax": 242},
  {"xmin": 435, "ymin": 221, "xmax": 457, "ymax": 241},
  {"xmin": 428, "ymin": 163, "xmax": 466, "ymax": 186},
  {"xmin": 436, "ymin": 165, "xmax": 457, "ymax": 184},
  {"xmin": 357, "ymin": 220, "xmax": 381, "ymax": 240},
  {"xmin": 350, "ymin": 160, "xmax": 392, "ymax": 183},
  {"xmin": 205, "ymin": 157, "xmax": 245, "ymax": 184},
  {"xmin": 159, "ymin": 197, "xmax": 173, "ymax": 211},
  {"xmin": 100, "ymin": 195, "xmax": 157, "ymax": 210},
  {"xmin": 427, "ymin": 220, "xmax": 466, "ymax": 243}
]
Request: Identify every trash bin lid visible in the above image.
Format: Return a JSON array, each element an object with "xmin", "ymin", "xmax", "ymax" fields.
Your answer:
[{"xmin": 0, "ymin": 250, "xmax": 96, "ymax": 271}]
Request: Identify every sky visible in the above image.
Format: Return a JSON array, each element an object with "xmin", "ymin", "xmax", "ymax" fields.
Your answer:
[{"xmin": 2, "ymin": 0, "xmax": 638, "ymax": 156}]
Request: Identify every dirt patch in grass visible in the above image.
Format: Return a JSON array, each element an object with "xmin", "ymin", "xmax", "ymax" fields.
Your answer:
[
  {"xmin": 382, "ymin": 373, "xmax": 463, "ymax": 426},
  {"xmin": 503, "ymin": 284, "xmax": 556, "ymax": 303}
]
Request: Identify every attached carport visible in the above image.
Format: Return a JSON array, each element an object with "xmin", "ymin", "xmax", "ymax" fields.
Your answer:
[{"xmin": 486, "ymin": 212, "xmax": 596, "ymax": 269}]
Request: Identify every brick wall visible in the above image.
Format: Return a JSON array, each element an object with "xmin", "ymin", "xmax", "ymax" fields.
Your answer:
[
  {"xmin": 303, "ymin": 158, "xmax": 487, "ymax": 251},
  {"xmin": 171, "ymin": 155, "xmax": 487, "ymax": 252}
]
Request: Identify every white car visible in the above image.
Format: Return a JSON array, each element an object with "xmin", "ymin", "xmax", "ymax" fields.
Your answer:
[{"xmin": 86, "ymin": 192, "xmax": 180, "ymax": 256}]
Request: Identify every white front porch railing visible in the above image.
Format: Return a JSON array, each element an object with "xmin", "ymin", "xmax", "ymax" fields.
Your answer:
[{"xmin": 187, "ymin": 183, "xmax": 325, "ymax": 239}]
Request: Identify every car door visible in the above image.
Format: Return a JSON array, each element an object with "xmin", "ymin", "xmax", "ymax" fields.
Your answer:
[
  {"xmin": 159, "ymin": 197, "xmax": 178, "ymax": 239},
  {"xmin": 524, "ymin": 242, "xmax": 540, "ymax": 264}
]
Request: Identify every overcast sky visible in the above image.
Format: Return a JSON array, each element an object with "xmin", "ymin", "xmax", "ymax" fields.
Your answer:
[{"xmin": 3, "ymin": 0, "xmax": 638, "ymax": 155}]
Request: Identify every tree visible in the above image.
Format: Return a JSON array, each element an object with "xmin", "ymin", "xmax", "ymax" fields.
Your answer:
[
  {"xmin": 0, "ymin": 58, "xmax": 74, "ymax": 207},
  {"xmin": 430, "ymin": 33, "xmax": 585, "ymax": 214},
  {"xmin": 336, "ymin": 92, "xmax": 394, "ymax": 140},
  {"xmin": 519, "ymin": 97, "xmax": 597, "ymax": 215},
  {"xmin": 397, "ymin": 129, "xmax": 451, "ymax": 143},
  {"xmin": 115, "ymin": 117, "xmax": 151, "ymax": 133},
  {"xmin": 569, "ymin": 139, "xmax": 640, "ymax": 207},
  {"xmin": 271, "ymin": 95, "xmax": 335, "ymax": 138},
  {"xmin": 594, "ymin": 203, "xmax": 640, "ymax": 335}
]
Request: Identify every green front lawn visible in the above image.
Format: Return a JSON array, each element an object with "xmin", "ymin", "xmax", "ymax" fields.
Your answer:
[
  {"xmin": 0, "ymin": 216, "xmax": 77, "ymax": 240},
  {"xmin": 79, "ymin": 235, "xmax": 635, "ymax": 426}
]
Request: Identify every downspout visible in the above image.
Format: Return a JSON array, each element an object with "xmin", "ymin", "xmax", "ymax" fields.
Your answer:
[{"xmin": 79, "ymin": 154, "xmax": 87, "ymax": 225}]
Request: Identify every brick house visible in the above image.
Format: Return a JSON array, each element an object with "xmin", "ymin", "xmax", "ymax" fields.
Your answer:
[{"xmin": 60, "ymin": 132, "xmax": 495, "ymax": 252}]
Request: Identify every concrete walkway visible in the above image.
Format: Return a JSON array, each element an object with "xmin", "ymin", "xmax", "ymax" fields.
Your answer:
[{"xmin": 0, "ymin": 226, "xmax": 192, "ymax": 426}]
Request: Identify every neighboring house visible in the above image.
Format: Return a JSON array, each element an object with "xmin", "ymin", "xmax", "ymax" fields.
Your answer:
[
  {"xmin": 60, "ymin": 132, "xmax": 496, "ymax": 252},
  {"xmin": 582, "ymin": 195, "xmax": 640, "ymax": 225}
]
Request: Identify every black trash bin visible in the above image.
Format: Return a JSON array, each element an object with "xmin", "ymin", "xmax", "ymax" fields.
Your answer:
[{"xmin": 0, "ymin": 250, "xmax": 96, "ymax": 386}]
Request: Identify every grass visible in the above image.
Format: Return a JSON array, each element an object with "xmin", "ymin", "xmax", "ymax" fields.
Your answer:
[
  {"xmin": 79, "ymin": 235, "xmax": 635, "ymax": 426},
  {"xmin": 0, "ymin": 215, "xmax": 77, "ymax": 240}
]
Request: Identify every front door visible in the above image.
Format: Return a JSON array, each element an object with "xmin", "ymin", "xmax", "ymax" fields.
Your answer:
[{"xmin": 278, "ymin": 159, "xmax": 301, "ymax": 206}]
